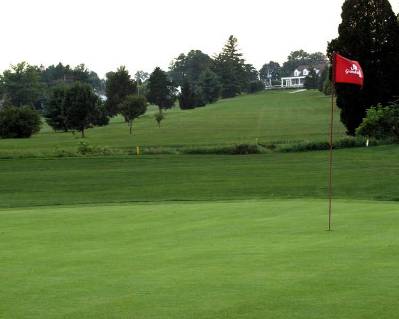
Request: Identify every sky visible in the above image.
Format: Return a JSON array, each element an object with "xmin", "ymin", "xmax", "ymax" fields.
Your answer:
[{"xmin": 0, "ymin": 0, "xmax": 398, "ymax": 78}]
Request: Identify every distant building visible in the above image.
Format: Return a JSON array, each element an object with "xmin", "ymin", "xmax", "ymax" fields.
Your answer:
[{"xmin": 281, "ymin": 64, "xmax": 327, "ymax": 88}]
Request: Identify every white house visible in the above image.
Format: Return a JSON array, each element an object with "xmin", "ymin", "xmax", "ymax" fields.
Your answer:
[{"xmin": 281, "ymin": 64, "xmax": 326, "ymax": 88}]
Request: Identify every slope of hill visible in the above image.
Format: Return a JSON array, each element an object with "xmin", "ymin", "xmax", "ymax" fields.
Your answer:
[{"xmin": 0, "ymin": 90, "xmax": 345, "ymax": 156}]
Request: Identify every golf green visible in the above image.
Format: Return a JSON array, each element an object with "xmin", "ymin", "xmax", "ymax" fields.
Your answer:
[{"xmin": 1, "ymin": 199, "xmax": 398, "ymax": 318}]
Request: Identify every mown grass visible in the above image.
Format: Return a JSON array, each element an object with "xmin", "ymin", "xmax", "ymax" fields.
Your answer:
[
  {"xmin": 1, "ymin": 199, "xmax": 399, "ymax": 319},
  {"xmin": 0, "ymin": 90, "xmax": 346, "ymax": 156},
  {"xmin": 0, "ymin": 145, "xmax": 398, "ymax": 208}
]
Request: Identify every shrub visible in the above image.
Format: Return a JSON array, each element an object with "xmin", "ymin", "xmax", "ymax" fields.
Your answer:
[
  {"xmin": 182, "ymin": 144, "xmax": 264, "ymax": 155},
  {"xmin": 248, "ymin": 81, "xmax": 265, "ymax": 93},
  {"xmin": 0, "ymin": 106, "xmax": 41, "ymax": 138},
  {"xmin": 356, "ymin": 104, "xmax": 399, "ymax": 140}
]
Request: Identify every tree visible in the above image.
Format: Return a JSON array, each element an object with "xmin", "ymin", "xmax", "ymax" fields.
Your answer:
[
  {"xmin": 198, "ymin": 69, "xmax": 221, "ymax": 104},
  {"xmin": 41, "ymin": 63, "xmax": 104, "ymax": 93},
  {"xmin": 179, "ymin": 79, "xmax": 206, "ymax": 110},
  {"xmin": 0, "ymin": 106, "xmax": 41, "ymax": 138},
  {"xmin": 281, "ymin": 51, "xmax": 327, "ymax": 77},
  {"xmin": 0, "ymin": 62, "xmax": 43, "ymax": 108},
  {"xmin": 259, "ymin": 61, "xmax": 281, "ymax": 86},
  {"xmin": 119, "ymin": 95, "xmax": 147, "ymax": 134},
  {"xmin": 44, "ymin": 85, "xmax": 69, "ymax": 132},
  {"xmin": 64, "ymin": 82, "xmax": 101, "ymax": 137},
  {"xmin": 147, "ymin": 67, "xmax": 176, "ymax": 111},
  {"xmin": 105, "ymin": 66, "xmax": 137, "ymax": 116},
  {"xmin": 169, "ymin": 50, "xmax": 212, "ymax": 87},
  {"xmin": 134, "ymin": 70, "xmax": 150, "ymax": 95},
  {"xmin": 304, "ymin": 68, "xmax": 319, "ymax": 89},
  {"xmin": 328, "ymin": 0, "xmax": 399, "ymax": 134},
  {"xmin": 213, "ymin": 35, "xmax": 246, "ymax": 98}
]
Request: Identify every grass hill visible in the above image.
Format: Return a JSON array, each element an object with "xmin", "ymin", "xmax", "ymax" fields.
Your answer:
[{"xmin": 0, "ymin": 90, "xmax": 346, "ymax": 156}]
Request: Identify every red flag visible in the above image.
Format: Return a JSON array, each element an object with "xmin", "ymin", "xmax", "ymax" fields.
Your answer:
[{"xmin": 333, "ymin": 53, "xmax": 364, "ymax": 86}]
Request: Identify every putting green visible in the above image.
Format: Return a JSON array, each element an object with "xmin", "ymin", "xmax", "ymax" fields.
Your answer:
[{"xmin": 1, "ymin": 199, "xmax": 398, "ymax": 318}]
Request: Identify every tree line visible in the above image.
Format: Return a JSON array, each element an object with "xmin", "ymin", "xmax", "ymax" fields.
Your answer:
[{"xmin": 1, "ymin": 3, "xmax": 399, "ymax": 142}]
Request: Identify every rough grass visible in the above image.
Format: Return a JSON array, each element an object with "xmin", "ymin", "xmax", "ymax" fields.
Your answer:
[
  {"xmin": 1, "ymin": 199, "xmax": 399, "ymax": 319},
  {"xmin": 0, "ymin": 145, "xmax": 398, "ymax": 208}
]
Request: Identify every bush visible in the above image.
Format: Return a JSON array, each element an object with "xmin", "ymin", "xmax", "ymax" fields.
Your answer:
[
  {"xmin": 0, "ymin": 106, "xmax": 41, "ymax": 138},
  {"xmin": 356, "ymin": 104, "xmax": 399, "ymax": 140},
  {"xmin": 182, "ymin": 144, "xmax": 264, "ymax": 155},
  {"xmin": 248, "ymin": 81, "xmax": 265, "ymax": 93}
]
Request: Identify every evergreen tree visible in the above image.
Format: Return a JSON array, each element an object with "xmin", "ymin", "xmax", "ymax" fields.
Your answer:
[
  {"xmin": 178, "ymin": 80, "xmax": 198, "ymax": 110},
  {"xmin": 105, "ymin": 66, "xmax": 137, "ymax": 117},
  {"xmin": 146, "ymin": 67, "xmax": 176, "ymax": 111},
  {"xmin": 213, "ymin": 35, "xmax": 246, "ymax": 98},
  {"xmin": 328, "ymin": 0, "xmax": 399, "ymax": 134},
  {"xmin": 198, "ymin": 69, "xmax": 221, "ymax": 104}
]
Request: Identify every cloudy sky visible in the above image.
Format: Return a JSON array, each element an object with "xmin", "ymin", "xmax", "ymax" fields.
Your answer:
[{"xmin": 1, "ymin": 0, "xmax": 398, "ymax": 77}]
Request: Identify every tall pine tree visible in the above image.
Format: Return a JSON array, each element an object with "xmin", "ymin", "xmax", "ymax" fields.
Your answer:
[
  {"xmin": 213, "ymin": 35, "xmax": 246, "ymax": 98},
  {"xmin": 328, "ymin": 0, "xmax": 399, "ymax": 134}
]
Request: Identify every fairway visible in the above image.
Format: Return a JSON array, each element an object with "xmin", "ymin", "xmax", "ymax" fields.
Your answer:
[
  {"xmin": 0, "ymin": 90, "xmax": 346, "ymax": 156},
  {"xmin": 1, "ymin": 199, "xmax": 399, "ymax": 319}
]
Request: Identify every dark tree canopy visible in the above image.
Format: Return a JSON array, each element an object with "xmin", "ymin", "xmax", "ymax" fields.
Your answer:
[
  {"xmin": 146, "ymin": 67, "xmax": 176, "ymax": 110},
  {"xmin": 41, "ymin": 63, "xmax": 104, "ymax": 93},
  {"xmin": 169, "ymin": 50, "xmax": 212, "ymax": 87},
  {"xmin": 64, "ymin": 82, "xmax": 102, "ymax": 137},
  {"xmin": 45, "ymin": 84, "xmax": 69, "ymax": 132},
  {"xmin": 328, "ymin": 0, "xmax": 399, "ymax": 134},
  {"xmin": 105, "ymin": 66, "xmax": 137, "ymax": 117},
  {"xmin": 198, "ymin": 69, "xmax": 221, "ymax": 104},
  {"xmin": 304, "ymin": 68, "xmax": 319, "ymax": 90},
  {"xmin": 179, "ymin": 80, "xmax": 204, "ymax": 110}
]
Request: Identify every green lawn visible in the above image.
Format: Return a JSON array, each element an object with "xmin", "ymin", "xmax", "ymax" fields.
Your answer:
[
  {"xmin": 1, "ymin": 199, "xmax": 399, "ymax": 318},
  {"xmin": 0, "ymin": 90, "xmax": 346, "ymax": 156}
]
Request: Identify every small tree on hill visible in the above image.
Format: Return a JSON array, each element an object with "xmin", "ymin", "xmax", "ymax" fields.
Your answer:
[
  {"xmin": 154, "ymin": 111, "xmax": 165, "ymax": 128},
  {"xmin": 119, "ymin": 95, "xmax": 147, "ymax": 134},
  {"xmin": 64, "ymin": 82, "xmax": 101, "ymax": 138},
  {"xmin": 147, "ymin": 67, "xmax": 176, "ymax": 126},
  {"xmin": 0, "ymin": 106, "xmax": 41, "ymax": 138}
]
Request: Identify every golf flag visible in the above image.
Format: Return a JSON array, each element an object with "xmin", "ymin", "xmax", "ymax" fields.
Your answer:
[{"xmin": 333, "ymin": 53, "xmax": 364, "ymax": 86}]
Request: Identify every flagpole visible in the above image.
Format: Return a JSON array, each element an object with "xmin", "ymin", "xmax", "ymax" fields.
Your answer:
[{"xmin": 328, "ymin": 53, "xmax": 336, "ymax": 231}]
